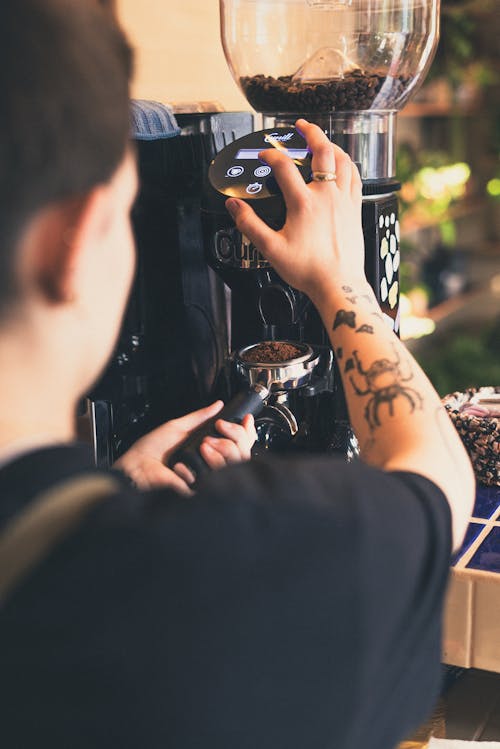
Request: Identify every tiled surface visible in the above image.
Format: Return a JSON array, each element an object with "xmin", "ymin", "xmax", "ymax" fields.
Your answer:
[
  {"xmin": 451, "ymin": 522, "xmax": 483, "ymax": 566},
  {"xmin": 472, "ymin": 484, "xmax": 500, "ymax": 520},
  {"xmin": 452, "ymin": 484, "xmax": 500, "ymax": 569},
  {"xmin": 467, "ymin": 527, "xmax": 500, "ymax": 572}
]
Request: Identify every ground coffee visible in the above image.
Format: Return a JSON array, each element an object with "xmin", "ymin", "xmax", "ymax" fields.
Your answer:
[
  {"xmin": 241, "ymin": 341, "xmax": 305, "ymax": 364},
  {"xmin": 240, "ymin": 70, "xmax": 410, "ymax": 113}
]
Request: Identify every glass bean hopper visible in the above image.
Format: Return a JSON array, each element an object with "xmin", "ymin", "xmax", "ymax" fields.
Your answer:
[{"xmin": 220, "ymin": 0, "xmax": 440, "ymax": 180}]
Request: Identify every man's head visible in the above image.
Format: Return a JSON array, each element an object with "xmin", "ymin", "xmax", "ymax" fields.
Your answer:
[{"xmin": 0, "ymin": 0, "xmax": 137, "ymax": 395}]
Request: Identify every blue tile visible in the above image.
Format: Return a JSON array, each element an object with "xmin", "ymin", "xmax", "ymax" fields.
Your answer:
[
  {"xmin": 472, "ymin": 484, "xmax": 500, "ymax": 520},
  {"xmin": 467, "ymin": 527, "xmax": 500, "ymax": 573},
  {"xmin": 451, "ymin": 522, "xmax": 484, "ymax": 566}
]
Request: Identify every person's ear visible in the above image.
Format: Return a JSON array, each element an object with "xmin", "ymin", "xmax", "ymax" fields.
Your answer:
[{"xmin": 24, "ymin": 186, "xmax": 111, "ymax": 305}]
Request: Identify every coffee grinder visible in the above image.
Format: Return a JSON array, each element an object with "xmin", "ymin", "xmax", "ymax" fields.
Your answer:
[{"xmin": 185, "ymin": 0, "xmax": 441, "ymax": 465}]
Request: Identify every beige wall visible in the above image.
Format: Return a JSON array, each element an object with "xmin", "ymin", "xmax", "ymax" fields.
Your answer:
[{"xmin": 116, "ymin": 0, "xmax": 249, "ymax": 112}]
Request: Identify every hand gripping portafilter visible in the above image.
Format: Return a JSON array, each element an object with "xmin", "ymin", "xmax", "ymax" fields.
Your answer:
[{"xmin": 168, "ymin": 342, "xmax": 319, "ymax": 483}]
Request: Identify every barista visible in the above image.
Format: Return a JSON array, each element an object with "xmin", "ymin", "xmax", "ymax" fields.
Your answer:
[{"xmin": 0, "ymin": 2, "xmax": 474, "ymax": 748}]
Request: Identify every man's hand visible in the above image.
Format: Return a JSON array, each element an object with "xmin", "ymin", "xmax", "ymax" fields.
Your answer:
[
  {"xmin": 225, "ymin": 118, "xmax": 366, "ymax": 304},
  {"xmin": 114, "ymin": 401, "xmax": 257, "ymax": 495},
  {"xmin": 224, "ymin": 118, "xmax": 474, "ymax": 550}
]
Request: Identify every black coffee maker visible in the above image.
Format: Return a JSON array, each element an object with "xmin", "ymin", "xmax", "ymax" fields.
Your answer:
[
  {"xmin": 169, "ymin": 0, "xmax": 441, "ymax": 471},
  {"xmin": 84, "ymin": 0, "xmax": 441, "ymax": 472},
  {"xmin": 198, "ymin": 124, "xmax": 397, "ymax": 461}
]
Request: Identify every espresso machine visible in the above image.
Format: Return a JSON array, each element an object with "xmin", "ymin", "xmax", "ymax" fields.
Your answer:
[
  {"xmin": 176, "ymin": 0, "xmax": 441, "ymax": 469},
  {"xmin": 84, "ymin": 0, "xmax": 441, "ymax": 475}
]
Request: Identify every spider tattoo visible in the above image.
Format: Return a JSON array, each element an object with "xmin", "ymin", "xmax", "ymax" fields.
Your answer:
[{"xmin": 349, "ymin": 345, "xmax": 423, "ymax": 431}]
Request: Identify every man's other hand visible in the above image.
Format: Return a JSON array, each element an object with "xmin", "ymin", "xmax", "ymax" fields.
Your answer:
[{"xmin": 114, "ymin": 401, "xmax": 257, "ymax": 495}]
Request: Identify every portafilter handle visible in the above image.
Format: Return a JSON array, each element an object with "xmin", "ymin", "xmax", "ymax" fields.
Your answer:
[{"xmin": 167, "ymin": 384, "xmax": 270, "ymax": 484}]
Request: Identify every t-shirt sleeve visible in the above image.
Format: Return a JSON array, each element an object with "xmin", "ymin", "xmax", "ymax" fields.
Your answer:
[
  {"xmin": 338, "ymin": 467, "xmax": 452, "ymax": 748},
  {"xmin": 184, "ymin": 457, "xmax": 452, "ymax": 749}
]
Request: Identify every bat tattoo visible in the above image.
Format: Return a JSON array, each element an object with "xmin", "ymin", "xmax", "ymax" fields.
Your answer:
[
  {"xmin": 333, "ymin": 310, "xmax": 357, "ymax": 330},
  {"xmin": 356, "ymin": 324, "xmax": 374, "ymax": 335}
]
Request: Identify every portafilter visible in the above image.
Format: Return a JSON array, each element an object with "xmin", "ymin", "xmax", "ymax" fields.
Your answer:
[{"xmin": 168, "ymin": 341, "xmax": 320, "ymax": 483}]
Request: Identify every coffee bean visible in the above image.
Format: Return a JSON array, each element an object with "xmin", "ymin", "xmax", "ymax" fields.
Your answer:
[{"xmin": 240, "ymin": 71, "xmax": 410, "ymax": 112}]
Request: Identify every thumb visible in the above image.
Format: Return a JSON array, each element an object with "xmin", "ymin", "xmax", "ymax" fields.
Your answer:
[
  {"xmin": 226, "ymin": 199, "xmax": 283, "ymax": 262},
  {"xmin": 169, "ymin": 400, "xmax": 224, "ymax": 433}
]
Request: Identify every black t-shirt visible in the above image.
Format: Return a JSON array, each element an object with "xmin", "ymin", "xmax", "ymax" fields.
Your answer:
[{"xmin": 0, "ymin": 445, "xmax": 451, "ymax": 749}]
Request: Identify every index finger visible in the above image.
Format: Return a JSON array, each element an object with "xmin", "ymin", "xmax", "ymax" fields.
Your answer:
[
  {"xmin": 295, "ymin": 119, "xmax": 336, "ymax": 174},
  {"xmin": 168, "ymin": 401, "xmax": 224, "ymax": 433},
  {"xmin": 259, "ymin": 148, "xmax": 308, "ymax": 213},
  {"xmin": 296, "ymin": 118, "xmax": 353, "ymax": 191}
]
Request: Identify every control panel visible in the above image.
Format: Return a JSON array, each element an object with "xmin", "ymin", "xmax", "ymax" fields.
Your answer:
[
  {"xmin": 207, "ymin": 127, "xmax": 312, "ymax": 270},
  {"xmin": 208, "ymin": 127, "xmax": 312, "ymax": 202}
]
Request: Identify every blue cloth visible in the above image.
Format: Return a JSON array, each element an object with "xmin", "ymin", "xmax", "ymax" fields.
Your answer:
[{"xmin": 130, "ymin": 99, "xmax": 180, "ymax": 141}]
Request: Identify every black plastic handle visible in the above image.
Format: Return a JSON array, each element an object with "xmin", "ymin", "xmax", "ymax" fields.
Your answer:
[{"xmin": 167, "ymin": 386, "xmax": 268, "ymax": 483}]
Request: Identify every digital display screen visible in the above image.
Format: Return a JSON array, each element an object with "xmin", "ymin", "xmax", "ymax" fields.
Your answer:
[{"xmin": 235, "ymin": 148, "xmax": 310, "ymax": 161}]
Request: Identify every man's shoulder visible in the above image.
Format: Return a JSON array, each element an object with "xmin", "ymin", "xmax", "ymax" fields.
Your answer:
[{"xmin": 0, "ymin": 444, "xmax": 452, "ymax": 616}]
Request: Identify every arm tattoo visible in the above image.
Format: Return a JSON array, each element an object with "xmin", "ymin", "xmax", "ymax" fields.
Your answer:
[
  {"xmin": 348, "ymin": 344, "xmax": 424, "ymax": 431},
  {"xmin": 333, "ymin": 309, "xmax": 357, "ymax": 330},
  {"xmin": 344, "ymin": 358, "xmax": 355, "ymax": 374},
  {"xmin": 356, "ymin": 324, "xmax": 374, "ymax": 335},
  {"xmin": 342, "ymin": 289, "xmax": 375, "ymax": 306},
  {"xmin": 336, "ymin": 347, "xmax": 344, "ymax": 360}
]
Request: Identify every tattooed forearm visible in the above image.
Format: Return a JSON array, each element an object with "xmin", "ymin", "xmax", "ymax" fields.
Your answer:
[
  {"xmin": 347, "ymin": 346, "xmax": 424, "ymax": 431},
  {"xmin": 340, "ymin": 285, "xmax": 376, "ymax": 306}
]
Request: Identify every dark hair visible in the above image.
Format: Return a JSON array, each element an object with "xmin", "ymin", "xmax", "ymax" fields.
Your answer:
[{"xmin": 0, "ymin": 0, "xmax": 133, "ymax": 313}]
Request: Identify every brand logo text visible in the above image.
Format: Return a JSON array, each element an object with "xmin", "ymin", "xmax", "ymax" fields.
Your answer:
[{"xmin": 264, "ymin": 132, "xmax": 294, "ymax": 143}]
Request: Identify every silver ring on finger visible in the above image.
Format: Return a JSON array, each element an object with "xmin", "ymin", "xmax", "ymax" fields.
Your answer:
[{"xmin": 312, "ymin": 170, "xmax": 337, "ymax": 182}]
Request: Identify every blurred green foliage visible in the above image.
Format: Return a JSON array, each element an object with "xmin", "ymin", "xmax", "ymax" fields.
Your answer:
[
  {"xmin": 415, "ymin": 319, "xmax": 500, "ymax": 396},
  {"xmin": 430, "ymin": 1, "xmax": 500, "ymax": 90}
]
